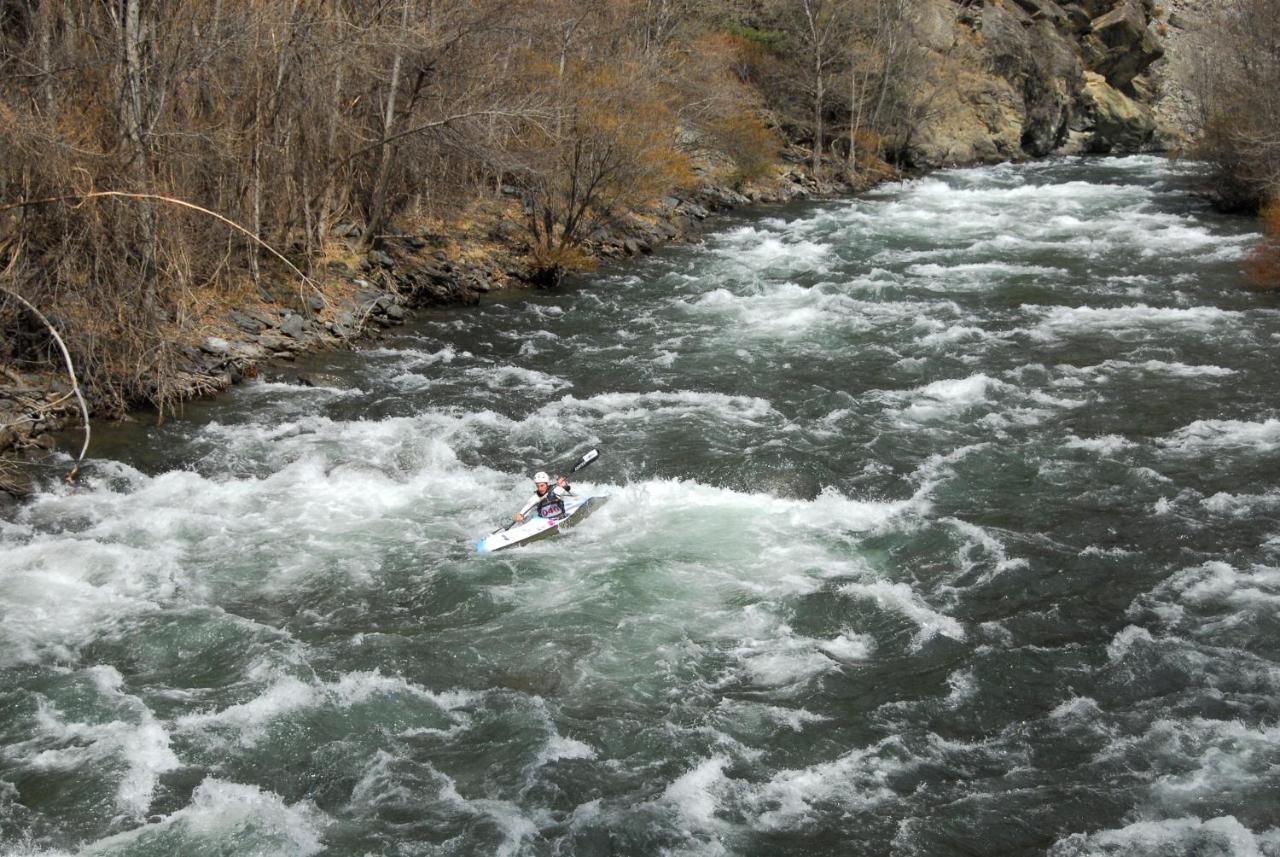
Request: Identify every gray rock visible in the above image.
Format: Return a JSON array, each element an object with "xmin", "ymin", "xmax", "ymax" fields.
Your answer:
[
  {"xmin": 307, "ymin": 293, "xmax": 326, "ymax": 312},
  {"xmin": 280, "ymin": 315, "xmax": 306, "ymax": 339},
  {"xmin": 368, "ymin": 249, "xmax": 395, "ymax": 269},
  {"xmin": 257, "ymin": 333, "xmax": 294, "ymax": 351},
  {"xmin": 200, "ymin": 336, "xmax": 230, "ymax": 356},
  {"xmin": 228, "ymin": 310, "xmax": 264, "ymax": 333},
  {"xmin": 662, "ymin": 196, "xmax": 682, "ymax": 209},
  {"xmin": 230, "ymin": 342, "xmax": 266, "ymax": 360},
  {"xmin": 332, "ymin": 223, "xmax": 363, "ymax": 238},
  {"xmin": 384, "ymin": 303, "xmax": 407, "ymax": 321}
]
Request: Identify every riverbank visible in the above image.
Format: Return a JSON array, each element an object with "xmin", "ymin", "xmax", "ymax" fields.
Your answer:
[{"xmin": 0, "ymin": 152, "xmax": 868, "ymax": 492}]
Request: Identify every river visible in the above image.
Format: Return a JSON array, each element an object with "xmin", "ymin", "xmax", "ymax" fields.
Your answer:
[{"xmin": 3, "ymin": 156, "xmax": 1278, "ymax": 857}]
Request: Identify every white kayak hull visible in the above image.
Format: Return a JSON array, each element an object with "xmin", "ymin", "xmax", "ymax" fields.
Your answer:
[{"xmin": 475, "ymin": 495, "xmax": 609, "ymax": 554}]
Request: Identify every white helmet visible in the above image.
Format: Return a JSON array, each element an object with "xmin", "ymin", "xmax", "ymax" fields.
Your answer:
[{"xmin": 533, "ymin": 471, "xmax": 551, "ymax": 484}]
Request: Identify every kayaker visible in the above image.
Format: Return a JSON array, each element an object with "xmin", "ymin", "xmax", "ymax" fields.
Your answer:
[{"xmin": 514, "ymin": 471, "xmax": 571, "ymax": 522}]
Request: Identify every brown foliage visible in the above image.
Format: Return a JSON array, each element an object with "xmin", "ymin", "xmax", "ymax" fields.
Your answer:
[
  {"xmin": 1245, "ymin": 201, "xmax": 1280, "ymax": 289},
  {"xmin": 3, "ymin": 0, "xmax": 921, "ymax": 405},
  {"xmin": 0, "ymin": 0, "xmax": 524, "ymax": 412}
]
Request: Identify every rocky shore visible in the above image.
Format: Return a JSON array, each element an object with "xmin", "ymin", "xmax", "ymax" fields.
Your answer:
[{"xmin": 0, "ymin": 162, "xmax": 833, "ymax": 492}]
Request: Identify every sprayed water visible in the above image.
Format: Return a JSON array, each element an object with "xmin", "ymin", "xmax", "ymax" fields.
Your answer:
[{"xmin": 3, "ymin": 157, "xmax": 1279, "ymax": 856}]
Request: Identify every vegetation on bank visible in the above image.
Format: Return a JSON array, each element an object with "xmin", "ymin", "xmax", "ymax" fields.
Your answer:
[
  {"xmin": 0, "ymin": 0, "xmax": 925, "ymax": 418},
  {"xmin": 1188, "ymin": 0, "xmax": 1280, "ymax": 286}
]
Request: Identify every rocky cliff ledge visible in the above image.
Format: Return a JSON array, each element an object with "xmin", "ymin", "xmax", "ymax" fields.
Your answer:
[{"xmin": 906, "ymin": 0, "xmax": 1176, "ymax": 166}]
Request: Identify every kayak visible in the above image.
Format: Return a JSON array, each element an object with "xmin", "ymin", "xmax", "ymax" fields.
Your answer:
[{"xmin": 475, "ymin": 494, "xmax": 609, "ymax": 554}]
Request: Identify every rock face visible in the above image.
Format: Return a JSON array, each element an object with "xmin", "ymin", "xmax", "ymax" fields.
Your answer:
[
  {"xmin": 1074, "ymin": 71, "xmax": 1157, "ymax": 152},
  {"xmin": 903, "ymin": 0, "xmax": 1174, "ymax": 167}
]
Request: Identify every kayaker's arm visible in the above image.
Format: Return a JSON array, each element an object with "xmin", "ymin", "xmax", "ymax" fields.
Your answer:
[{"xmin": 514, "ymin": 494, "xmax": 539, "ymax": 522}]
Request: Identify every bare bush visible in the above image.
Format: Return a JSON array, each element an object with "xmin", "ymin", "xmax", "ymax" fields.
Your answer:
[{"xmin": 1188, "ymin": 0, "xmax": 1280, "ymax": 211}]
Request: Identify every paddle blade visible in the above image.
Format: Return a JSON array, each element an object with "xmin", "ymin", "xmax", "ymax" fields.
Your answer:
[{"xmin": 570, "ymin": 448, "xmax": 600, "ymax": 472}]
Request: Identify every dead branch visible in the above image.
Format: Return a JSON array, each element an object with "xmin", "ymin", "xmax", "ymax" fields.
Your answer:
[
  {"xmin": 0, "ymin": 285, "xmax": 91, "ymax": 483},
  {"xmin": 0, "ymin": 191, "xmax": 326, "ymax": 310}
]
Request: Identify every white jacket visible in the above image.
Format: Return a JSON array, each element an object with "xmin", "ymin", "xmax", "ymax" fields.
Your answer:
[{"xmin": 518, "ymin": 484, "xmax": 571, "ymax": 518}]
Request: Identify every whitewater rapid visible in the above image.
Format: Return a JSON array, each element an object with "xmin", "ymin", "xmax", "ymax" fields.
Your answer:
[{"xmin": 2, "ymin": 156, "xmax": 1278, "ymax": 856}]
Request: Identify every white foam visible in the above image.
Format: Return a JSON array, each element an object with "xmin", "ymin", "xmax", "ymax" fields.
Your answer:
[
  {"xmin": 748, "ymin": 738, "xmax": 903, "ymax": 831},
  {"xmin": 818, "ymin": 633, "xmax": 875, "ymax": 662},
  {"xmin": 463, "ymin": 365, "xmax": 572, "ymax": 394},
  {"xmin": 839, "ymin": 581, "xmax": 965, "ymax": 648},
  {"xmin": 891, "ymin": 374, "xmax": 1005, "ymax": 423},
  {"xmin": 1065, "ymin": 434, "xmax": 1137, "ymax": 455},
  {"xmin": 661, "ymin": 756, "xmax": 730, "ymax": 833},
  {"xmin": 15, "ymin": 666, "xmax": 178, "ymax": 820},
  {"xmin": 1148, "ymin": 562, "xmax": 1280, "ymax": 622},
  {"xmin": 1160, "ymin": 418, "xmax": 1280, "ymax": 453},
  {"xmin": 176, "ymin": 670, "xmax": 475, "ymax": 747},
  {"xmin": 1028, "ymin": 304, "xmax": 1241, "ymax": 341},
  {"xmin": 1202, "ymin": 491, "xmax": 1280, "ymax": 517},
  {"xmin": 76, "ymin": 778, "xmax": 329, "ymax": 856},
  {"xmin": 679, "ymin": 282, "xmax": 871, "ymax": 339},
  {"xmin": 712, "ymin": 226, "xmax": 832, "ymax": 275},
  {"xmin": 1051, "ymin": 815, "xmax": 1280, "ymax": 857}
]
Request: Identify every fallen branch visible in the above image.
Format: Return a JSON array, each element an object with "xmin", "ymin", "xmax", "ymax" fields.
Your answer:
[
  {"xmin": 0, "ymin": 190, "xmax": 326, "ymax": 311},
  {"xmin": 0, "ymin": 285, "xmax": 91, "ymax": 483}
]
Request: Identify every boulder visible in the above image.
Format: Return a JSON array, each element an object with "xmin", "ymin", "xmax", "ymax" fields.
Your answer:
[
  {"xmin": 914, "ymin": 1, "xmax": 957, "ymax": 50},
  {"xmin": 257, "ymin": 333, "xmax": 294, "ymax": 352},
  {"xmin": 1010, "ymin": 0, "xmax": 1070, "ymax": 26},
  {"xmin": 368, "ymin": 249, "xmax": 395, "ymax": 269},
  {"xmin": 1077, "ymin": 71, "xmax": 1157, "ymax": 151},
  {"xmin": 200, "ymin": 336, "xmax": 230, "ymax": 356},
  {"xmin": 1082, "ymin": 0, "xmax": 1163, "ymax": 88},
  {"xmin": 228, "ymin": 310, "xmax": 264, "ymax": 333},
  {"xmin": 279, "ymin": 314, "xmax": 306, "ymax": 339},
  {"xmin": 306, "ymin": 293, "xmax": 326, "ymax": 313}
]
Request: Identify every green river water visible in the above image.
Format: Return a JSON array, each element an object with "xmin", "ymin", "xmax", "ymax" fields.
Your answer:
[{"xmin": 3, "ymin": 156, "xmax": 1279, "ymax": 856}]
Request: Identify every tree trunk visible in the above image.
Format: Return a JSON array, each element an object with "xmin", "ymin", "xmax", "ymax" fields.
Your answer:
[
  {"xmin": 121, "ymin": 0, "xmax": 159, "ymax": 313},
  {"xmin": 316, "ymin": 61, "xmax": 345, "ymax": 246},
  {"xmin": 366, "ymin": 0, "xmax": 410, "ymax": 240},
  {"xmin": 34, "ymin": 1, "xmax": 54, "ymax": 115},
  {"xmin": 813, "ymin": 54, "xmax": 824, "ymax": 176}
]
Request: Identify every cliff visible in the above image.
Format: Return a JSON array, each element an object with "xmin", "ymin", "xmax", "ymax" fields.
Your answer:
[{"xmin": 903, "ymin": 0, "xmax": 1176, "ymax": 167}]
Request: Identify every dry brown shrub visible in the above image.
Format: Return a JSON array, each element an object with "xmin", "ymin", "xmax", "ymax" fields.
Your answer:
[{"xmin": 1245, "ymin": 201, "xmax": 1280, "ymax": 289}]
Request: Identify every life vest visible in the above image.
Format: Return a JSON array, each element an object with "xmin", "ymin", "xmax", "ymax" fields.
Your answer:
[{"xmin": 536, "ymin": 488, "xmax": 567, "ymax": 519}]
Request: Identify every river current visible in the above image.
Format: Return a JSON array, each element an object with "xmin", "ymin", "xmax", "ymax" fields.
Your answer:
[{"xmin": 3, "ymin": 156, "xmax": 1278, "ymax": 856}]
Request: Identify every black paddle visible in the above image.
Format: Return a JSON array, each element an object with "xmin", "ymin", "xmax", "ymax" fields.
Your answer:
[{"xmin": 490, "ymin": 448, "xmax": 601, "ymax": 534}]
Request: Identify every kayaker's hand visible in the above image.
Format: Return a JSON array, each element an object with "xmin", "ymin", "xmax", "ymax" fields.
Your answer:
[
  {"xmin": 556, "ymin": 476, "xmax": 568, "ymax": 488},
  {"xmin": 514, "ymin": 513, "xmax": 525, "ymax": 523}
]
